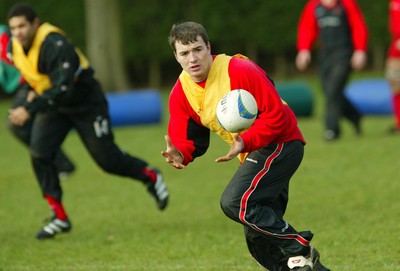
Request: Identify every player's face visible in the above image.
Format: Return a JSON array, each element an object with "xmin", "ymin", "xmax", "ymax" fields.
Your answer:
[
  {"xmin": 9, "ymin": 16, "xmax": 40, "ymax": 49},
  {"xmin": 174, "ymin": 36, "xmax": 213, "ymax": 82}
]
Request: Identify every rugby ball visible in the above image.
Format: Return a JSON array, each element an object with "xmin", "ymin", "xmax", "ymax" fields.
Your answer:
[{"xmin": 216, "ymin": 89, "xmax": 258, "ymax": 133}]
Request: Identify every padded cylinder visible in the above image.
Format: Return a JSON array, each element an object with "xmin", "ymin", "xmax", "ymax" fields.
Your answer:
[
  {"xmin": 345, "ymin": 79, "xmax": 392, "ymax": 115},
  {"xmin": 106, "ymin": 90, "xmax": 162, "ymax": 126},
  {"xmin": 276, "ymin": 82, "xmax": 314, "ymax": 117}
]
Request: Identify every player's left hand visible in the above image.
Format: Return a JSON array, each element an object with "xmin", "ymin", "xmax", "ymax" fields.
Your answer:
[
  {"xmin": 8, "ymin": 106, "xmax": 30, "ymax": 126},
  {"xmin": 215, "ymin": 134, "xmax": 244, "ymax": 163}
]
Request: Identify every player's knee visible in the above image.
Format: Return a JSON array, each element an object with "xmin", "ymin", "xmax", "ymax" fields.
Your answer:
[
  {"xmin": 30, "ymin": 147, "xmax": 42, "ymax": 160},
  {"xmin": 220, "ymin": 191, "xmax": 240, "ymax": 221},
  {"xmin": 30, "ymin": 148, "xmax": 53, "ymax": 166}
]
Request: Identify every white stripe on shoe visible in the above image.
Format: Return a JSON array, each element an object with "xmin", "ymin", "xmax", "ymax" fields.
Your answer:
[
  {"xmin": 154, "ymin": 177, "xmax": 169, "ymax": 200},
  {"xmin": 43, "ymin": 219, "xmax": 70, "ymax": 234}
]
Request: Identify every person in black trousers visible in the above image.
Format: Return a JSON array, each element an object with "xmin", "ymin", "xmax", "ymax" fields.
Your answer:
[
  {"xmin": 162, "ymin": 21, "xmax": 330, "ymax": 271},
  {"xmin": 1, "ymin": 26, "xmax": 75, "ymax": 179},
  {"xmin": 7, "ymin": 3, "xmax": 169, "ymax": 239}
]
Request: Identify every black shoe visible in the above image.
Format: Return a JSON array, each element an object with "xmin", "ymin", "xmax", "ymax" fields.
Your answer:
[
  {"xmin": 145, "ymin": 168, "xmax": 169, "ymax": 210},
  {"xmin": 287, "ymin": 246, "xmax": 320, "ymax": 271},
  {"xmin": 36, "ymin": 218, "xmax": 72, "ymax": 240}
]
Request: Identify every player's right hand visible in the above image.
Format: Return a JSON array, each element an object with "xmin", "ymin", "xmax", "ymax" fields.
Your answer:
[{"xmin": 161, "ymin": 135, "xmax": 185, "ymax": 169}]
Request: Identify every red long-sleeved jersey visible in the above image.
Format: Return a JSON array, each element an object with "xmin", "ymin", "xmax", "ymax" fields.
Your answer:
[
  {"xmin": 388, "ymin": 0, "xmax": 400, "ymax": 58},
  {"xmin": 297, "ymin": 0, "xmax": 368, "ymax": 52},
  {"xmin": 167, "ymin": 56, "xmax": 305, "ymax": 166}
]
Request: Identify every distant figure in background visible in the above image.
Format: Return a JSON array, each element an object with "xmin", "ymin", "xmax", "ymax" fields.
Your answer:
[
  {"xmin": 7, "ymin": 3, "xmax": 169, "ymax": 240},
  {"xmin": 386, "ymin": 0, "xmax": 400, "ymax": 133},
  {"xmin": 1, "ymin": 25, "xmax": 76, "ymax": 179},
  {"xmin": 0, "ymin": 25, "xmax": 22, "ymax": 94},
  {"xmin": 295, "ymin": 0, "xmax": 368, "ymax": 141}
]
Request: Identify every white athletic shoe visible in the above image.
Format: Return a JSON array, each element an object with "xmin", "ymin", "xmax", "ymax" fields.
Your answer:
[
  {"xmin": 287, "ymin": 246, "xmax": 320, "ymax": 271},
  {"xmin": 146, "ymin": 168, "xmax": 169, "ymax": 210},
  {"xmin": 36, "ymin": 217, "xmax": 72, "ymax": 240}
]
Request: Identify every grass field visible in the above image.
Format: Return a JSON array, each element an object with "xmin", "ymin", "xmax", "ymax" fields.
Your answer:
[{"xmin": 1, "ymin": 75, "xmax": 400, "ymax": 271}]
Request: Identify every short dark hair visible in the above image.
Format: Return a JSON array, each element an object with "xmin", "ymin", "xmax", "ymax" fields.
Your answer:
[
  {"xmin": 168, "ymin": 22, "xmax": 209, "ymax": 52},
  {"xmin": 7, "ymin": 3, "xmax": 38, "ymax": 23}
]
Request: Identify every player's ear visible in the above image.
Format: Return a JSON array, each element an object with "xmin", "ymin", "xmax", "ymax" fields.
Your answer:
[{"xmin": 32, "ymin": 17, "xmax": 40, "ymax": 29}]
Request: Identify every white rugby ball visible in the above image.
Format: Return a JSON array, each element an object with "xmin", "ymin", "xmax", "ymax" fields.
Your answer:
[{"xmin": 216, "ymin": 89, "xmax": 258, "ymax": 133}]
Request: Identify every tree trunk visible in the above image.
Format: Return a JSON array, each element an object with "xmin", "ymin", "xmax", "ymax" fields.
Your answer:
[
  {"xmin": 370, "ymin": 45, "xmax": 386, "ymax": 71},
  {"xmin": 274, "ymin": 53, "xmax": 288, "ymax": 77},
  {"xmin": 84, "ymin": 0, "xmax": 130, "ymax": 92},
  {"xmin": 148, "ymin": 59, "xmax": 161, "ymax": 89}
]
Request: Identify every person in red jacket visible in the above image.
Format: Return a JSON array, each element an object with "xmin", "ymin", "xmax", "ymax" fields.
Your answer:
[
  {"xmin": 386, "ymin": 0, "xmax": 400, "ymax": 133},
  {"xmin": 296, "ymin": 0, "xmax": 368, "ymax": 141},
  {"xmin": 162, "ymin": 21, "xmax": 330, "ymax": 271}
]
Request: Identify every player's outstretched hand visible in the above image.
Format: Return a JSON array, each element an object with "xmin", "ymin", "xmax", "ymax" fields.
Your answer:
[
  {"xmin": 215, "ymin": 134, "xmax": 244, "ymax": 163},
  {"xmin": 161, "ymin": 135, "xmax": 185, "ymax": 169}
]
